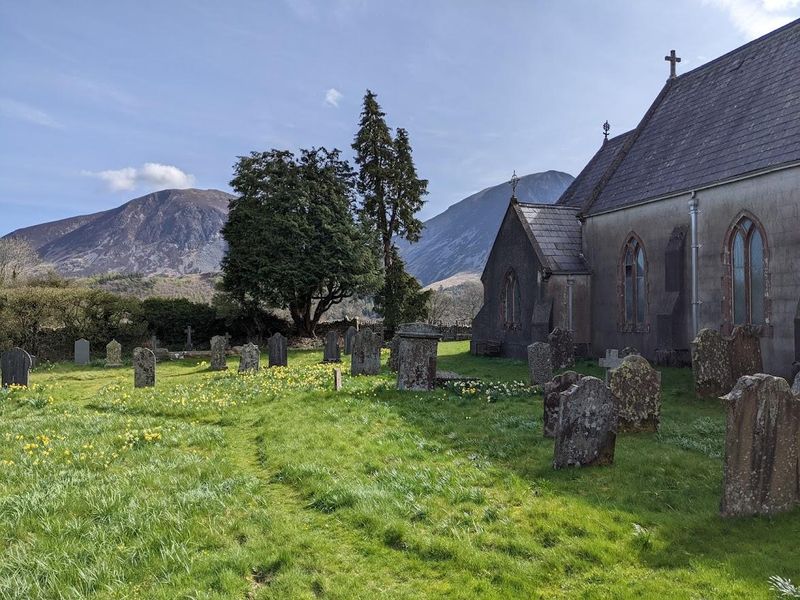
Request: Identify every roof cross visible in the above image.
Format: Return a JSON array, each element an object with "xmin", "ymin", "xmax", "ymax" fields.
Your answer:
[
  {"xmin": 665, "ymin": 49, "xmax": 681, "ymax": 79},
  {"xmin": 509, "ymin": 170, "xmax": 519, "ymax": 200}
]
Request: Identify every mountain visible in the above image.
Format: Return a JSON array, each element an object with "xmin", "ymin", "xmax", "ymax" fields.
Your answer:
[
  {"xmin": 397, "ymin": 170, "xmax": 574, "ymax": 286},
  {"xmin": 5, "ymin": 188, "xmax": 234, "ymax": 277}
]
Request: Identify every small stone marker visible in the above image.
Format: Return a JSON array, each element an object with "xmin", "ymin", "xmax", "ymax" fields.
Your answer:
[
  {"xmin": 608, "ymin": 354, "xmax": 662, "ymax": 433},
  {"xmin": 599, "ymin": 349, "xmax": 624, "ymax": 383},
  {"xmin": 74, "ymin": 338, "xmax": 90, "ymax": 366},
  {"xmin": 1, "ymin": 347, "xmax": 32, "ymax": 387},
  {"xmin": 730, "ymin": 325, "xmax": 762, "ymax": 382},
  {"xmin": 388, "ymin": 336, "xmax": 400, "ymax": 372},
  {"xmin": 133, "ymin": 347, "xmax": 156, "ymax": 388},
  {"xmin": 333, "ymin": 367, "xmax": 342, "ymax": 391},
  {"xmin": 267, "ymin": 332, "xmax": 288, "ymax": 367},
  {"xmin": 396, "ymin": 323, "xmax": 441, "ymax": 391},
  {"xmin": 542, "ymin": 371, "xmax": 583, "ymax": 438},
  {"xmin": 209, "ymin": 335, "xmax": 228, "ymax": 371},
  {"xmin": 184, "ymin": 325, "xmax": 194, "ymax": 351},
  {"xmin": 720, "ymin": 373, "xmax": 800, "ymax": 517},
  {"xmin": 323, "ymin": 331, "xmax": 341, "ymax": 363},
  {"xmin": 351, "ymin": 329, "xmax": 382, "ymax": 376},
  {"xmin": 105, "ymin": 340, "xmax": 122, "ymax": 367},
  {"xmin": 344, "ymin": 326, "xmax": 357, "ymax": 355},
  {"xmin": 553, "ymin": 376, "xmax": 617, "ymax": 469},
  {"xmin": 238, "ymin": 342, "xmax": 260, "ymax": 373},
  {"xmin": 548, "ymin": 327, "xmax": 575, "ymax": 370},
  {"xmin": 527, "ymin": 342, "xmax": 553, "ymax": 386},
  {"xmin": 691, "ymin": 328, "xmax": 732, "ymax": 398}
]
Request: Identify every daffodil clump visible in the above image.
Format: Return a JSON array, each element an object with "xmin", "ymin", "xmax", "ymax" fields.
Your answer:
[
  {"xmin": 444, "ymin": 379, "xmax": 530, "ymax": 402},
  {"xmin": 0, "ymin": 383, "xmax": 53, "ymax": 409}
]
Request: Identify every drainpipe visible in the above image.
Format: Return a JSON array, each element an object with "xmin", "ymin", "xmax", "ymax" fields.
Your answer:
[
  {"xmin": 566, "ymin": 276, "xmax": 575, "ymax": 332},
  {"xmin": 689, "ymin": 193, "xmax": 700, "ymax": 337}
]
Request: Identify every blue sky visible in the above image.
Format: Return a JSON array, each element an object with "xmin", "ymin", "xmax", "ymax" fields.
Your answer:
[{"xmin": 1, "ymin": 0, "xmax": 799, "ymax": 235}]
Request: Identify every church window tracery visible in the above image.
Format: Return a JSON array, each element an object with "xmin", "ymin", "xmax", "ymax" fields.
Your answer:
[
  {"xmin": 728, "ymin": 215, "xmax": 767, "ymax": 325},
  {"xmin": 620, "ymin": 235, "xmax": 648, "ymax": 330},
  {"xmin": 501, "ymin": 269, "xmax": 521, "ymax": 328}
]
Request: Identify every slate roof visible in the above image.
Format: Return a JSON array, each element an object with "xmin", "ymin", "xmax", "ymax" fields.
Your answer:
[
  {"xmin": 562, "ymin": 18, "xmax": 800, "ymax": 215},
  {"xmin": 557, "ymin": 131, "xmax": 633, "ymax": 208},
  {"xmin": 514, "ymin": 203, "xmax": 588, "ymax": 274}
]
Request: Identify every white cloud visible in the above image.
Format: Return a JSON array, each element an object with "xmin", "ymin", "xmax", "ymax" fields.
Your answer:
[
  {"xmin": 83, "ymin": 163, "xmax": 195, "ymax": 193},
  {"xmin": 703, "ymin": 0, "xmax": 800, "ymax": 38},
  {"xmin": 325, "ymin": 88, "xmax": 343, "ymax": 107},
  {"xmin": 0, "ymin": 97, "xmax": 62, "ymax": 129}
]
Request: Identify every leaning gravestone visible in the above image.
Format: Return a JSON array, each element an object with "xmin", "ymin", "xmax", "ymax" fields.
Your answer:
[
  {"xmin": 691, "ymin": 328, "xmax": 732, "ymax": 398},
  {"xmin": 351, "ymin": 329, "xmax": 382, "ymax": 376},
  {"xmin": 209, "ymin": 335, "xmax": 228, "ymax": 371},
  {"xmin": 527, "ymin": 342, "xmax": 553, "ymax": 386},
  {"xmin": 553, "ymin": 376, "xmax": 617, "ymax": 469},
  {"xmin": 720, "ymin": 374, "xmax": 800, "ymax": 517},
  {"xmin": 133, "ymin": 347, "xmax": 156, "ymax": 388},
  {"xmin": 609, "ymin": 354, "xmax": 662, "ymax": 433},
  {"xmin": 105, "ymin": 340, "xmax": 122, "ymax": 367},
  {"xmin": 396, "ymin": 323, "xmax": 441, "ymax": 391},
  {"xmin": 238, "ymin": 342, "xmax": 260, "ymax": 373},
  {"xmin": 730, "ymin": 325, "xmax": 763, "ymax": 382},
  {"xmin": 1, "ymin": 347, "xmax": 32, "ymax": 387},
  {"xmin": 267, "ymin": 332, "xmax": 288, "ymax": 367},
  {"xmin": 323, "ymin": 331, "xmax": 341, "ymax": 363},
  {"xmin": 542, "ymin": 370, "xmax": 583, "ymax": 438},
  {"xmin": 548, "ymin": 327, "xmax": 575, "ymax": 369},
  {"xmin": 344, "ymin": 326, "xmax": 357, "ymax": 356},
  {"xmin": 74, "ymin": 338, "xmax": 90, "ymax": 366},
  {"xmin": 388, "ymin": 336, "xmax": 400, "ymax": 372}
]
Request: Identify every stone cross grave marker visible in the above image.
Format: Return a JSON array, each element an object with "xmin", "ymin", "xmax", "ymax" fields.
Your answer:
[
  {"xmin": 238, "ymin": 342, "xmax": 260, "ymax": 373},
  {"xmin": 268, "ymin": 332, "xmax": 288, "ymax": 367},
  {"xmin": 74, "ymin": 338, "xmax": 90, "ymax": 366},
  {"xmin": 184, "ymin": 325, "xmax": 194, "ymax": 351},
  {"xmin": 599, "ymin": 349, "xmax": 623, "ymax": 383},
  {"xmin": 210, "ymin": 335, "xmax": 228, "ymax": 371},
  {"xmin": 344, "ymin": 326, "xmax": 357, "ymax": 355},
  {"xmin": 133, "ymin": 347, "xmax": 156, "ymax": 388},
  {"xmin": 323, "ymin": 331, "xmax": 341, "ymax": 363},
  {"xmin": 351, "ymin": 329, "xmax": 382, "ymax": 376},
  {"xmin": 106, "ymin": 340, "xmax": 122, "ymax": 367},
  {"xmin": 1, "ymin": 347, "xmax": 32, "ymax": 387}
]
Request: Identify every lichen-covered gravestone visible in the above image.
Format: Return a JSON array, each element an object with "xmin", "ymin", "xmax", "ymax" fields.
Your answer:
[
  {"xmin": 388, "ymin": 336, "xmax": 400, "ymax": 372},
  {"xmin": 691, "ymin": 328, "xmax": 732, "ymax": 398},
  {"xmin": 133, "ymin": 347, "xmax": 156, "ymax": 388},
  {"xmin": 209, "ymin": 335, "xmax": 228, "ymax": 371},
  {"xmin": 74, "ymin": 338, "xmax": 90, "ymax": 366},
  {"xmin": 548, "ymin": 327, "xmax": 574, "ymax": 369},
  {"xmin": 729, "ymin": 325, "xmax": 763, "ymax": 382},
  {"xmin": 323, "ymin": 331, "xmax": 341, "ymax": 363},
  {"xmin": 344, "ymin": 326, "xmax": 357, "ymax": 356},
  {"xmin": 620, "ymin": 346, "xmax": 640, "ymax": 358},
  {"xmin": 609, "ymin": 354, "xmax": 661, "ymax": 433},
  {"xmin": 553, "ymin": 376, "xmax": 617, "ymax": 469},
  {"xmin": 396, "ymin": 323, "xmax": 441, "ymax": 391},
  {"xmin": 720, "ymin": 374, "xmax": 800, "ymax": 517},
  {"xmin": 351, "ymin": 329, "xmax": 382, "ymax": 376},
  {"xmin": 1, "ymin": 347, "xmax": 32, "ymax": 387},
  {"xmin": 542, "ymin": 371, "xmax": 583, "ymax": 438},
  {"xmin": 527, "ymin": 342, "xmax": 552, "ymax": 386},
  {"xmin": 793, "ymin": 372, "xmax": 800, "ymax": 394},
  {"xmin": 267, "ymin": 332, "xmax": 287, "ymax": 367},
  {"xmin": 105, "ymin": 340, "xmax": 122, "ymax": 367},
  {"xmin": 238, "ymin": 342, "xmax": 260, "ymax": 373}
]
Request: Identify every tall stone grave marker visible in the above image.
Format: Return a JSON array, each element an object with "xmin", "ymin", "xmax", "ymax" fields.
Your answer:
[
  {"xmin": 133, "ymin": 347, "xmax": 156, "ymax": 388},
  {"xmin": 553, "ymin": 376, "xmax": 617, "ymax": 469},
  {"xmin": 542, "ymin": 371, "xmax": 583, "ymax": 438},
  {"xmin": 351, "ymin": 329, "xmax": 382, "ymax": 376},
  {"xmin": 548, "ymin": 327, "xmax": 575, "ymax": 369},
  {"xmin": 527, "ymin": 342, "xmax": 553, "ymax": 386},
  {"xmin": 210, "ymin": 335, "xmax": 228, "ymax": 371},
  {"xmin": 344, "ymin": 326, "xmax": 357, "ymax": 355},
  {"xmin": 267, "ymin": 333, "xmax": 288, "ymax": 367},
  {"xmin": 396, "ymin": 323, "xmax": 441, "ymax": 391},
  {"xmin": 106, "ymin": 340, "xmax": 122, "ymax": 367},
  {"xmin": 333, "ymin": 367, "xmax": 343, "ymax": 391},
  {"xmin": 608, "ymin": 354, "xmax": 662, "ymax": 433},
  {"xmin": 184, "ymin": 325, "xmax": 194, "ymax": 351},
  {"xmin": 323, "ymin": 331, "xmax": 341, "ymax": 363},
  {"xmin": 691, "ymin": 328, "xmax": 732, "ymax": 398},
  {"xmin": 1, "ymin": 347, "xmax": 32, "ymax": 387},
  {"xmin": 74, "ymin": 338, "xmax": 90, "ymax": 366},
  {"xmin": 239, "ymin": 343, "xmax": 260, "ymax": 373}
]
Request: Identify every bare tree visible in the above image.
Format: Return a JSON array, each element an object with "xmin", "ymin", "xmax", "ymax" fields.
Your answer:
[
  {"xmin": 425, "ymin": 287, "xmax": 453, "ymax": 325},
  {"xmin": 0, "ymin": 238, "xmax": 42, "ymax": 287}
]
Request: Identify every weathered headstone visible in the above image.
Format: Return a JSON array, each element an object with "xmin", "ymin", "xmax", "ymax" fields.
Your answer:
[
  {"xmin": 793, "ymin": 372, "xmax": 800, "ymax": 395},
  {"xmin": 323, "ymin": 331, "xmax": 341, "ymax": 363},
  {"xmin": 1, "ymin": 347, "xmax": 32, "ymax": 387},
  {"xmin": 388, "ymin": 336, "xmax": 400, "ymax": 372},
  {"xmin": 267, "ymin": 332, "xmax": 287, "ymax": 368},
  {"xmin": 527, "ymin": 342, "xmax": 553, "ymax": 386},
  {"xmin": 548, "ymin": 327, "xmax": 575, "ymax": 370},
  {"xmin": 730, "ymin": 325, "xmax": 763, "ymax": 382},
  {"xmin": 74, "ymin": 338, "xmax": 90, "ymax": 366},
  {"xmin": 720, "ymin": 374, "xmax": 800, "ymax": 517},
  {"xmin": 238, "ymin": 342, "xmax": 260, "ymax": 373},
  {"xmin": 691, "ymin": 328, "xmax": 732, "ymax": 398},
  {"xmin": 351, "ymin": 329, "xmax": 382, "ymax": 376},
  {"xmin": 620, "ymin": 346, "xmax": 640, "ymax": 358},
  {"xmin": 105, "ymin": 340, "xmax": 122, "ymax": 367},
  {"xmin": 608, "ymin": 354, "xmax": 662, "ymax": 433},
  {"xmin": 598, "ymin": 349, "xmax": 624, "ymax": 383},
  {"xmin": 133, "ymin": 347, "xmax": 156, "ymax": 388},
  {"xmin": 344, "ymin": 326, "xmax": 357, "ymax": 356},
  {"xmin": 542, "ymin": 370, "xmax": 583, "ymax": 438},
  {"xmin": 333, "ymin": 367, "xmax": 342, "ymax": 391},
  {"xmin": 184, "ymin": 325, "xmax": 194, "ymax": 351},
  {"xmin": 553, "ymin": 376, "xmax": 617, "ymax": 469},
  {"xmin": 209, "ymin": 335, "xmax": 228, "ymax": 371},
  {"xmin": 396, "ymin": 323, "xmax": 441, "ymax": 391}
]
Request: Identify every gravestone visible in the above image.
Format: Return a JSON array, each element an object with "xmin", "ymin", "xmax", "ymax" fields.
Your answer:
[
  {"xmin": 323, "ymin": 331, "xmax": 341, "ymax": 363},
  {"xmin": 351, "ymin": 329, "xmax": 382, "ymax": 376},
  {"xmin": 105, "ymin": 340, "xmax": 122, "ymax": 367},
  {"xmin": 608, "ymin": 354, "xmax": 662, "ymax": 433},
  {"xmin": 1, "ymin": 347, "xmax": 32, "ymax": 387},
  {"xmin": 344, "ymin": 326, "xmax": 357, "ymax": 355},
  {"xmin": 553, "ymin": 376, "xmax": 617, "ymax": 469},
  {"xmin": 388, "ymin": 336, "xmax": 400, "ymax": 372},
  {"xmin": 396, "ymin": 323, "xmax": 441, "ymax": 391},
  {"xmin": 209, "ymin": 335, "xmax": 228, "ymax": 371},
  {"xmin": 793, "ymin": 372, "xmax": 800, "ymax": 395},
  {"xmin": 548, "ymin": 327, "xmax": 575, "ymax": 369},
  {"xmin": 720, "ymin": 374, "xmax": 800, "ymax": 517},
  {"xmin": 333, "ymin": 367, "xmax": 342, "ymax": 391},
  {"xmin": 238, "ymin": 342, "xmax": 260, "ymax": 373},
  {"xmin": 527, "ymin": 342, "xmax": 552, "ymax": 386},
  {"xmin": 133, "ymin": 347, "xmax": 156, "ymax": 388},
  {"xmin": 620, "ymin": 346, "xmax": 640, "ymax": 358},
  {"xmin": 691, "ymin": 328, "xmax": 732, "ymax": 398},
  {"xmin": 542, "ymin": 370, "xmax": 583, "ymax": 438},
  {"xmin": 74, "ymin": 338, "xmax": 90, "ymax": 366},
  {"xmin": 267, "ymin": 332, "xmax": 288, "ymax": 367},
  {"xmin": 730, "ymin": 325, "xmax": 763, "ymax": 382},
  {"xmin": 599, "ymin": 349, "xmax": 624, "ymax": 383},
  {"xmin": 184, "ymin": 325, "xmax": 194, "ymax": 351}
]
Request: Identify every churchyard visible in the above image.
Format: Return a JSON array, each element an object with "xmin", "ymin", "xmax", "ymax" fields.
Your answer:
[{"xmin": 2, "ymin": 341, "xmax": 799, "ymax": 598}]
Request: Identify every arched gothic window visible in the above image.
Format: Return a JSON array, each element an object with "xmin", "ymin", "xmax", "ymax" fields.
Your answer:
[
  {"xmin": 621, "ymin": 236, "xmax": 647, "ymax": 327},
  {"xmin": 501, "ymin": 270, "xmax": 521, "ymax": 328},
  {"xmin": 728, "ymin": 216, "xmax": 766, "ymax": 325}
]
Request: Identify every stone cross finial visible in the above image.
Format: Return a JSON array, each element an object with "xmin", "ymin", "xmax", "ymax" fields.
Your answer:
[
  {"xmin": 509, "ymin": 170, "xmax": 519, "ymax": 200},
  {"xmin": 665, "ymin": 49, "xmax": 681, "ymax": 79}
]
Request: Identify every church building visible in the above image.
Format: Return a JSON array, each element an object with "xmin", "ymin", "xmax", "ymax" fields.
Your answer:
[{"xmin": 472, "ymin": 19, "xmax": 800, "ymax": 376}]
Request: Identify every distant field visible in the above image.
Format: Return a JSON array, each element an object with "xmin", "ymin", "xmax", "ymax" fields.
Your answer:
[{"xmin": 0, "ymin": 342, "xmax": 797, "ymax": 598}]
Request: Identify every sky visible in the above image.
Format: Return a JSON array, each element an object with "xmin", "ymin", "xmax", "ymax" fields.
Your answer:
[{"xmin": 1, "ymin": 0, "xmax": 799, "ymax": 236}]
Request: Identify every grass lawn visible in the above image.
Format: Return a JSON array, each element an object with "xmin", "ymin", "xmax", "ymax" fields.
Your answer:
[{"xmin": 1, "ymin": 341, "xmax": 798, "ymax": 598}]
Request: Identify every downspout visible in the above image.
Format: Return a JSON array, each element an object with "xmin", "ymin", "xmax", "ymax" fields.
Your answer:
[
  {"xmin": 689, "ymin": 192, "xmax": 700, "ymax": 337},
  {"xmin": 566, "ymin": 276, "xmax": 575, "ymax": 332}
]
